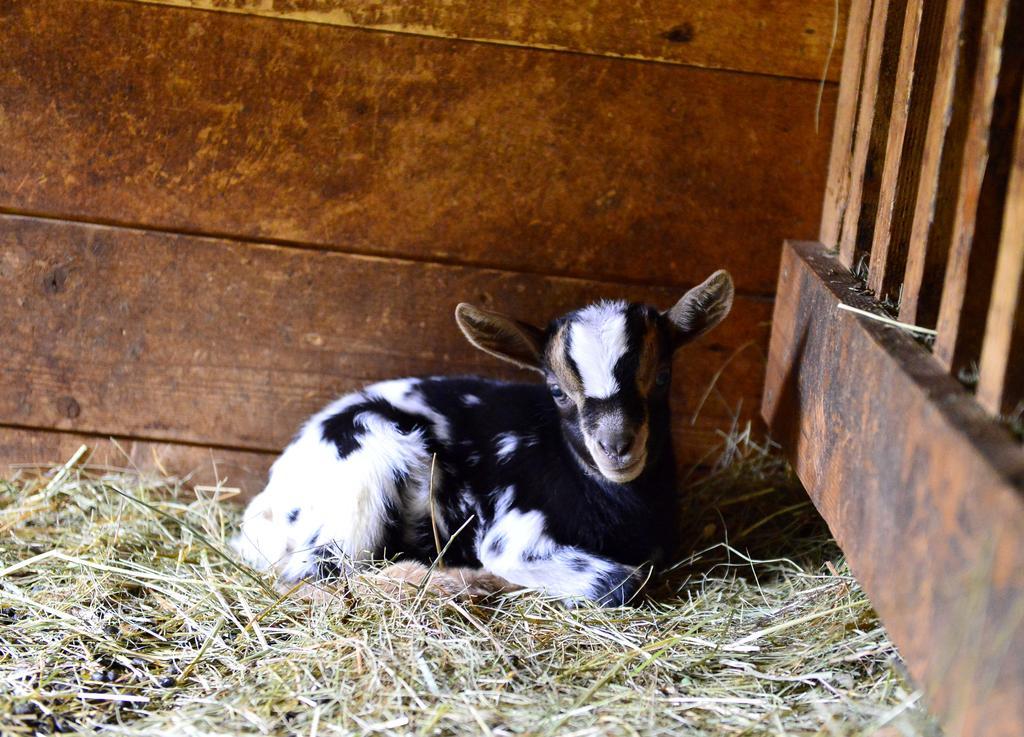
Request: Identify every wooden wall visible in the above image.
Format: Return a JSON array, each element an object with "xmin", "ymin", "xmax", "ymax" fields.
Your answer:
[{"xmin": 0, "ymin": 0, "xmax": 844, "ymax": 496}]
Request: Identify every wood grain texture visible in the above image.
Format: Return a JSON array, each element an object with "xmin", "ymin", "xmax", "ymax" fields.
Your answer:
[
  {"xmin": 0, "ymin": 427, "xmax": 274, "ymax": 499},
  {"xmin": 763, "ymin": 240, "xmax": 1024, "ymax": 737},
  {"xmin": 934, "ymin": 0, "xmax": 1024, "ymax": 375},
  {"xmin": 900, "ymin": 0, "xmax": 983, "ymax": 328},
  {"xmin": 821, "ymin": 0, "xmax": 874, "ymax": 254},
  {"xmin": 838, "ymin": 0, "xmax": 908, "ymax": 269},
  {"xmin": 866, "ymin": 0, "xmax": 946, "ymax": 303},
  {"xmin": 0, "ymin": 215, "xmax": 770, "ymax": 469},
  {"xmin": 0, "ymin": 0, "xmax": 835, "ymax": 297},
  {"xmin": 977, "ymin": 83, "xmax": 1024, "ymax": 417},
  {"xmin": 120, "ymin": 0, "xmax": 849, "ymax": 82}
]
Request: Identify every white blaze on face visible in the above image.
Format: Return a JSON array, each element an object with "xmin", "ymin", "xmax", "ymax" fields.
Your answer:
[{"xmin": 568, "ymin": 301, "xmax": 629, "ymax": 398}]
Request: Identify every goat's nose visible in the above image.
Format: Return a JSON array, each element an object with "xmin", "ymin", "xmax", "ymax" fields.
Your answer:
[{"xmin": 597, "ymin": 431, "xmax": 635, "ymax": 460}]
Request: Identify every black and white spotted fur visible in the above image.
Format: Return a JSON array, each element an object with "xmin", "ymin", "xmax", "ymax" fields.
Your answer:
[{"xmin": 233, "ymin": 271, "xmax": 734, "ymax": 606}]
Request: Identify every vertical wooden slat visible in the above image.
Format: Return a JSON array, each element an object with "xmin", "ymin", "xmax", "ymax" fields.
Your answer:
[
  {"xmin": 934, "ymin": 0, "xmax": 1024, "ymax": 375},
  {"xmin": 838, "ymin": 0, "xmax": 909, "ymax": 270},
  {"xmin": 867, "ymin": 0, "xmax": 947, "ymax": 304},
  {"xmin": 977, "ymin": 84, "xmax": 1024, "ymax": 417},
  {"xmin": 900, "ymin": 0, "xmax": 984, "ymax": 328},
  {"xmin": 821, "ymin": 0, "xmax": 875, "ymax": 258}
]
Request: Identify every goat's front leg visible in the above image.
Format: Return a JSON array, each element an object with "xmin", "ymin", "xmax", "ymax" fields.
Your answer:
[
  {"xmin": 560, "ymin": 555, "xmax": 647, "ymax": 607},
  {"xmin": 478, "ymin": 515, "xmax": 647, "ymax": 606}
]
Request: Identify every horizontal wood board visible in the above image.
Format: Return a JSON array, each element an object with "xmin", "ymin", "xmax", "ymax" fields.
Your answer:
[
  {"xmin": 0, "ymin": 215, "xmax": 770, "ymax": 473},
  {"xmin": 119, "ymin": 0, "xmax": 849, "ymax": 81},
  {"xmin": 0, "ymin": 0, "xmax": 835, "ymax": 295},
  {"xmin": 763, "ymin": 241, "xmax": 1024, "ymax": 737},
  {"xmin": 0, "ymin": 427, "xmax": 274, "ymax": 498}
]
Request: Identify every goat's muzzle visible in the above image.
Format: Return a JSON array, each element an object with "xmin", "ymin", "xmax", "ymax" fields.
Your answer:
[{"xmin": 586, "ymin": 419, "xmax": 648, "ymax": 483}]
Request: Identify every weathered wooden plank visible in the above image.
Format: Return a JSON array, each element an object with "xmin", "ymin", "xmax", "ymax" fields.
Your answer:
[
  {"xmin": 977, "ymin": 84, "xmax": 1024, "ymax": 417},
  {"xmin": 867, "ymin": 0, "xmax": 946, "ymax": 303},
  {"xmin": 934, "ymin": 0, "xmax": 1024, "ymax": 375},
  {"xmin": 0, "ymin": 0, "xmax": 835, "ymax": 296},
  {"xmin": 820, "ymin": 0, "xmax": 874, "ymax": 253},
  {"xmin": 838, "ymin": 0, "xmax": 908, "ymax": 269},
  {"xmin": 0, "ymin": 215, "xmax": 769, "ymax": 469},
  {"xmin": 900, "ymin": 0, "xmax": 983, "ymax": 328},
  {"xmin": 763, "ymin": 240, "xmax": 1024, "ymax": 737},
  {"xmin": 0, "ymin": 427, "xmax": 274, "ymax": 499},
  {"xmin": 120, "ymin": 0, "xmax": 849, "ymax": 82}
]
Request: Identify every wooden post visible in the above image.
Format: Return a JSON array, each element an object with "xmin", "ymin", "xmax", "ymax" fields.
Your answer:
[
  {"xmin": 934, "ymin": 0, "xmax": 1024, "ymax": 376},
  {"xmin": 977, "ymin": 83, "xmax": 1024, "ymax": 417},
  {"xmin": 821, "ymin": 0, "xmax": 875, "ymax": 257},
  {"xmin": 867, "ymin": 0, "xmax": 946, "ymax": 304},
  {"xmin": 838, "ymin": 0, "xmax": 908, "ymax": 270},
  {"xmin": 900, "ymin": 0, "xmax": 984, "ymax": 328}
]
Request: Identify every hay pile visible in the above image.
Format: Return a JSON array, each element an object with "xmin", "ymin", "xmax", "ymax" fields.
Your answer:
[{"xmin": 1, "ymin": 442, "xmax": 938, "ymax": 736}]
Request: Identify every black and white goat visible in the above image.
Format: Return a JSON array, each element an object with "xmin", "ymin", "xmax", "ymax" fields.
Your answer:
[{"xmin": 233, "ymin": 270, "xmax": 734, "ymax": 605}]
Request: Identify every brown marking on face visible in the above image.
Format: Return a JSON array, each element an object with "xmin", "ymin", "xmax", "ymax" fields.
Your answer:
[
  {"xmin": 625, "ymin": 315, "xmax": 664, "ymax": 464},
  {"xmin": 545, "ymin": 322, "xmax": 584, "ymax": 398},
  {"xmin": 634, "ymin": 314, "xmax": 662, "ymax": 396}
]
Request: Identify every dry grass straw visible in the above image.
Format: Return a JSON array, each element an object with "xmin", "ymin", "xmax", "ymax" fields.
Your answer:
[{"xmin": 1, "ymin": 435, "xmax": 938, "ymax": 736}]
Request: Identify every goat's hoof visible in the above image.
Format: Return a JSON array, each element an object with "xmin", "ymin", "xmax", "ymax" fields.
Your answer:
[{"xmin": 592, "ymin": 568, "xmax": 645, "ymax": 607}]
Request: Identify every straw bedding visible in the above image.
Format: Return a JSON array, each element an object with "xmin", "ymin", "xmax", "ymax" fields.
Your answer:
[{"xmin": 0, "ymin": 441, "xmax": 938, "ymax": 736}]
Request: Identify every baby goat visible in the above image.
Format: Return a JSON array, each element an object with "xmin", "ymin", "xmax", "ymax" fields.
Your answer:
[{"xmin": 233, "ymin": 270, "xmax": 734, "ymax": 605}]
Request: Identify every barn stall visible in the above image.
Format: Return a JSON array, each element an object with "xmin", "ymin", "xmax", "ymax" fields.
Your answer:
[
  {"xmin": 0, "ymin": 0, "xmax": 836, "ymax": 486},
  {"xmin": 0, "ymin": 0, "xmax": 1019, "ymax": 735}
]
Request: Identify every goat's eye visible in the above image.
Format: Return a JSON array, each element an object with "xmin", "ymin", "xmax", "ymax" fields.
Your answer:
[
  {"xmin": 655, "ymin": 368, "xmax": 670, "ymax": 387},
  {"xmin": 549, "ymin": 384, "xmax": 565, "ymax": 400}
]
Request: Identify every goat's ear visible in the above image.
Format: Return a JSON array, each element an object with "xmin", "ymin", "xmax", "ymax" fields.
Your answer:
[
  {"xmin": 664, "ymin": 270, "xmax": 734, "ymax": 347},
  {"xmin": 455, "ymin": 303, "xmax": 546, "ymax": 373}
]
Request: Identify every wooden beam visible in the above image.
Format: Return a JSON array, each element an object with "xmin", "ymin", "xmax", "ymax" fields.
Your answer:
[
  {"xmin": 0, "ymin": 0, "xmax": 835, "ymax": 295},
  {"xmin": 838, "ymin": 0, "xmax": 908, "ymax": 269},
  {"xmin": 118, "ymin": 0, "xmax": 849, "ymax": 82},
  {"xmin": 820, "ymin": 0, "xmax": 875, "ymax": 252},
  {"xmin": 977, "ymin": 83, "xmax": 1024, "ymax": 417},
  {"xmin": 900, "ymin": 0, "xmax": 984, "ymax": 328},
  {"xmin": 867, "ymin": 0, "xmax": 946, "ymax": 303},
  {"xmin": 763, "ymin": 240, "xmax": 1024, "ymax": 737},
  {"xmin": 0, "ymin": 426, "xmax": 273, "ymax": 499},
  {"xmin": 0, "ymin": 215, "xmax": 770, "ymax": 469},
  {"xmin": 934, "ymin": 0, "xmax": 1024, "ymax": 375}
]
